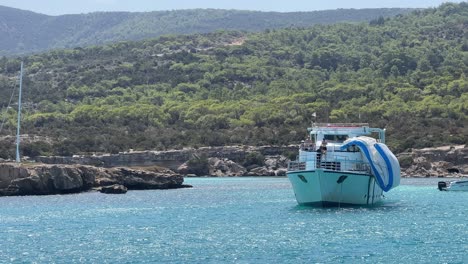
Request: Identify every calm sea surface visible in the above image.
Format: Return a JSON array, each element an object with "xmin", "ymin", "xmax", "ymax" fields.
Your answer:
[{"xmin": 1, "ymin": 177, "xmax": 466, "ymax": 263}]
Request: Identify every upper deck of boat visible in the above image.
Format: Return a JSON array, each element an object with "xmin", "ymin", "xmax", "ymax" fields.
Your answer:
[
  {"xmin": 307, "ymin": 123, "xmax": 385, "ymax": 143},
  {"xmin": 308, "ymin": 123, "xmax": 371, "ymax": 133}
]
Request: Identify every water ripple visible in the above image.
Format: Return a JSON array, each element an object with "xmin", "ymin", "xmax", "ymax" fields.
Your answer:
[{"xmin": 0, "ymin": 178, "xmax": 466, "ymax": 263}]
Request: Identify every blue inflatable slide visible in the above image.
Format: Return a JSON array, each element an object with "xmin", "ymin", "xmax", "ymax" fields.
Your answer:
[{"xmin": 340, "ymin": 136, "xmax": 400, "ymax": 192}]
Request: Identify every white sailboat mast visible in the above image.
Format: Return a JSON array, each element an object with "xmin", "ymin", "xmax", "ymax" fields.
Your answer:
[{"xmin": 16, "ymin": 61, "xmax": 23, "ymax": 163}]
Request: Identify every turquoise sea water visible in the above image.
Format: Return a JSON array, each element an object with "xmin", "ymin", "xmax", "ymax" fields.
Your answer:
[{"xmin": 1, "ymin": 177, "xmax": 466, "ymax": 263}]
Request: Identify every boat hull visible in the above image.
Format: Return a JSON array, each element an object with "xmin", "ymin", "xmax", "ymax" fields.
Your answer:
[{"xmin": 287, "ymin": 169, "xmax": 384, "ymax": 206}]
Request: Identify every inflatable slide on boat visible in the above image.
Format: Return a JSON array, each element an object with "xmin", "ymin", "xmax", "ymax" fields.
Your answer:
[{"xmin": 340, "ymin": 136, "xmax": 401, "ymax": 192}]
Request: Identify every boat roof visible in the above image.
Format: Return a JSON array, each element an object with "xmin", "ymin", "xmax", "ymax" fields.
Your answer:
[
  {"xmin": 307, "ymin": 123, "xmax": 385, "ymax": 141},
  {"xmin": 312, "ymin": 123, "xmax": 369, "ymax": 128},
  {"xmin": 308, "ymin": 123, "xmax": 370, "ymax": 132}
]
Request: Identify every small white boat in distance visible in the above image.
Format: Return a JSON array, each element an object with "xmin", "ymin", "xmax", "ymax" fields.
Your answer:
[
  {"xmin": 287, "ymin": 123, "xmax": 401, "ymax": 207},
  {"xmin": 438, "ymin": 179, "xmax": 468, "ymax": 191}
]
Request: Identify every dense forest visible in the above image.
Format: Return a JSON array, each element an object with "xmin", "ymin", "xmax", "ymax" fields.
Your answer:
[
  {"xmin": 0, "ymin": 5, "xmax": 414, "ymax": 55},
  {"xmin": 0, "ymin": 2, "xmax": 467, "ymax": 159}
]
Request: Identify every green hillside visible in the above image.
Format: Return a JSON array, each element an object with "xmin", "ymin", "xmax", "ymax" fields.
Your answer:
[
  {"xmin": 0, "ymin": 6, "xmax": 414, "ymax": 55},
  {"xmin": 0, "ymin": 2, "xmax": 467, "ymax": 158}
]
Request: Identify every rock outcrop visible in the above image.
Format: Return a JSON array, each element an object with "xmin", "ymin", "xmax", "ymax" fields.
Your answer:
[
  {"xmin": 398, "ymin": 145, "xmax": 468, "ymax": 177},
  {"xmin": 208, "ymin": 157, "xmax": 247, "ymax": 177},
  {"xmin": 176, "ymin": 155, "xmax": 289, "ymax": 177},
  {"xmin": 265, "ymin": 155, "xmax": 289, "ymax": 176},
  {"xmin": 99, "ymin": 184, "xmax": 128, "ymax": 194},
  {"xmin": 0, "ymin": 163, "xmax": 190, "ymax": 196},
  {"xmin": 95, "ymin": 167, "xmax": 187, "ymax": 190}
]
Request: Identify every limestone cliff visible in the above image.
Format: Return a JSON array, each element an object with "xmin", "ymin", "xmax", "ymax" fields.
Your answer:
[{"xmin": 35, "ymin": 145, "xmax": 296, "ymax": 170}]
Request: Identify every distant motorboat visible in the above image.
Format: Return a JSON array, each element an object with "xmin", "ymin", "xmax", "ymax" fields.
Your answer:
[
  {"xmin": 438, "ymin": 179, "xmax": 468, "ymax": 191},
  {"xmin": 287, "ymin": 123, "xmax": 400, "ymax": 206}
]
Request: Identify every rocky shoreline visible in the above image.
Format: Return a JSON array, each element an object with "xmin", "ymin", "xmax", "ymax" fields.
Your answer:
[
  {"xmin": 0, "ymin": 163, "xmax": 190, "ymax": 196},
  {"xmin": 1, "ymin": 144, "xmax": 466, "ymax": 196},
  {"xmin": 175, "ymin": 146, "xmax": 468, "ymax": 178},
  {"xmin": 33, "ymin": 145, "xmax": 295, "ymax": 177},
  {"xmin": 398, "ymin": 145, "xmax": 468, "ymax": 178},
  {"xmin": 30, "ymin": 144, "xmax": 468, "ymax": 178}
]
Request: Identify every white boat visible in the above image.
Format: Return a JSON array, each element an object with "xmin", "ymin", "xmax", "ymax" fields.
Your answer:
[
  {"xmin": 438, "ymin": 179, "xmax": 468, "ymax": 191},
  {"xmin": 287, "ymin": 123, "xmax": 400, "ymax": 206}
]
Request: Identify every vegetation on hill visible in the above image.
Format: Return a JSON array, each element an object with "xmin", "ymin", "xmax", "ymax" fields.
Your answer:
[
  {"xmin": 0, "ymin": 2, "xmax": 467, "ymax": 159},
  {"xmin": 0, "ymin": 5, "xmax": 414, "ymax": 55}
]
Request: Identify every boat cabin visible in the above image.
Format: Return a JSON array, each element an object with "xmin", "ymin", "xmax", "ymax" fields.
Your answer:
[{"xmin": 292, "ymin": 123, "xmax": 386, "ymax": 173}]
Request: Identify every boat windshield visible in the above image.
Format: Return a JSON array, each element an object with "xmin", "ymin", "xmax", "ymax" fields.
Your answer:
[{"xmin": 323, "ymin": 134, "xmax": 348, "ymax": 143}]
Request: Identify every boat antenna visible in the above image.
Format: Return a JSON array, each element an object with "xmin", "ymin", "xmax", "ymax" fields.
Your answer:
[
  {"xmin": 16, "ymin": 61, "xmax": 23, "ymax": 163},
  {"xmin": 325, "ymin": 107, "xmax": 329, "ymax": 123}
]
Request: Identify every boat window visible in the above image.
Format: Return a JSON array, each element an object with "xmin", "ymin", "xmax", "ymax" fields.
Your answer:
[{"xmin": 324, "ymin": 134, "xmax": 349, "ymax": 143}]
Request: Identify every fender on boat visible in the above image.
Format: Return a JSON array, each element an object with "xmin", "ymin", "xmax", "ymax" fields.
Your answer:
[{"xmin": 340, "ymin": 136, "xmax": 400, "ymax": 191}]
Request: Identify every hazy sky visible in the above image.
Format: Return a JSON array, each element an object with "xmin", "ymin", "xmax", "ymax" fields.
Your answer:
[{"xmin": 0, "ymin": 0, "xmax": 463, "ymax": 15}]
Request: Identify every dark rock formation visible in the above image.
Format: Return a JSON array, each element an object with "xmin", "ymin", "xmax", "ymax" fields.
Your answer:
[
  {"xmin": 0, "ymin": 163, "xmax": 190, "ymax": 196},
  {"xmin": 95, "ymin": 167, "xmax": 185, "ymax": 190},
  {"xmin": 0, "ymin": 164, "xmax": 96, "ymax": 195},
  {"xmin": 398, "ymin": 145, "xmax": 468, "ymax": 177},
  {"xmin": 99, "ymin": 184, "xmax": 127, "ymax": 194}
]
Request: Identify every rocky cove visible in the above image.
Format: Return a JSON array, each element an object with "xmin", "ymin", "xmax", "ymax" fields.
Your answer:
[{"xmin": 1, "ymin": 144, "xmax": 466, "ymax": 196}]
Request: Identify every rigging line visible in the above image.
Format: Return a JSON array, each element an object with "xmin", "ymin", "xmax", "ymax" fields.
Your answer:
[{"xmin": 0, "ymin": 79, "xmax": 19, "ymax": 134}]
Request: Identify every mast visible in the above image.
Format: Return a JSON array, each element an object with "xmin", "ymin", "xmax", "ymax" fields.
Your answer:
[{"xmin": 16, "ymin": 61, "xmax": 23, "ymax": 163}]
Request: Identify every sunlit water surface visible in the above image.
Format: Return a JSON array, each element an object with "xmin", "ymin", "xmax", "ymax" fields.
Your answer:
[{"xmin": 1, "ymin": 177, "xmax": 466, "ymax": 263}]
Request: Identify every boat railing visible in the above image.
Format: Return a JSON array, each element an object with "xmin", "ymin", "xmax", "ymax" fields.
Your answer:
[
  {"xmin": 288, "ymin": 154, "xmax": 371, "ymax": 174},
  {"xmin": 311, "ymin": 123, "xmax": 369, "ymax": 128},
  {"xmin": 332, "ymin": 155, "xmax": 371, "ymax": 173},
  {"xmin": 288, "ymin": 161, "xmax": 306, "ymax": 171}
]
